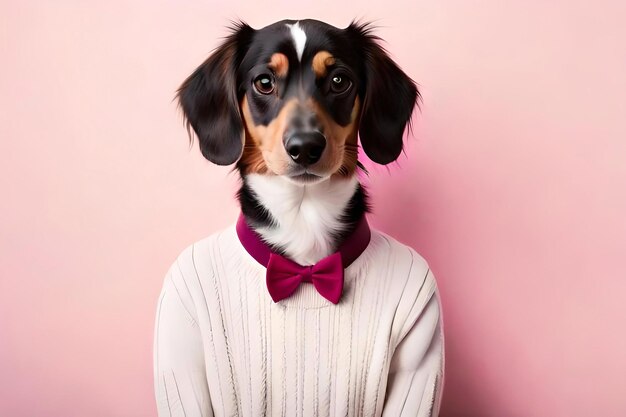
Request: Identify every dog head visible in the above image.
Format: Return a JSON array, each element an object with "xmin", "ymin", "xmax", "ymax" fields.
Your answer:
[{"xmin": 178, "ymin": 19, "xmax": 419, "ymax": 184}]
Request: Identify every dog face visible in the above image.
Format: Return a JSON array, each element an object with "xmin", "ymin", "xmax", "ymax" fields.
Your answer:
[{"xmin": 178, "ymin": 19, "xmax": 418, "ymax": 183}]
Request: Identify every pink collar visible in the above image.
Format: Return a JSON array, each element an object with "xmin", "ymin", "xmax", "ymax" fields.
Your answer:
[{"xmin": 236, "ymin": 214, "xmax": 371, "ymax": 268}]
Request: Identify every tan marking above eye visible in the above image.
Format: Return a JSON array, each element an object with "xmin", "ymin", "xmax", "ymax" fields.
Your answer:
[
  {"xmin": 312, "ymin": 51, "xmax": 335, "ymax": 78},
  {"xmin": 268, "ymin": 53, "xmax": 289, "ymax": 78}
]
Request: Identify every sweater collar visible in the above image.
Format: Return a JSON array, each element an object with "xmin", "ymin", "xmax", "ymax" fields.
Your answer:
[{"xmin": 236, "ymin": 213, "xmax": 371, "ymax": 269}]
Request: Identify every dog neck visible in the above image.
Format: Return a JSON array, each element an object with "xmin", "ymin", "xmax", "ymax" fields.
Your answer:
[{"xmin": 238, "ymin": 174, "xmax": 368, "ymax": 265}]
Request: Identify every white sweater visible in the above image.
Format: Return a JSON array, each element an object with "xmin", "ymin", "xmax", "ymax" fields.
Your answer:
[{"xmin": 154, "ymin": 223, "xmax": 444, "ymax": 417}]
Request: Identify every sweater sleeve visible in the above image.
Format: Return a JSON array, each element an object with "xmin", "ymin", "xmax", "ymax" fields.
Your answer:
[
  {"xmin": 154, "ymin": 263, "xmax": 213, "ymax": 417},
  {"xmin": 382, "ymin": 267, "xmax": 445, "ymax": 417}
]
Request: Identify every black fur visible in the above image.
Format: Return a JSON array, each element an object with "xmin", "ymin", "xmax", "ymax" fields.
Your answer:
[
  {"xmin": 237, "ymin": 179, "xmax": 275, "ymax": 229},
  {"xmin": 177, "ymin": 22, "xmax": 255, "ymax": 165},
  {"xmin": 346, "ymin": 22, "xmax": 420, "ymax": 165},
  {"xmin": 335, "ymin": 183, "xmax": 370, "ymax": 242}
]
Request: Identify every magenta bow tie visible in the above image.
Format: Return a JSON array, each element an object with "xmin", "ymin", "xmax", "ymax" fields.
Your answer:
[
  {"xmin": 267, "ymin": 251, "xmax": 344, "ymax": 303},
  {"xmin": 236, "ymin": 214, "xmax": 371, "ymax": 304}
]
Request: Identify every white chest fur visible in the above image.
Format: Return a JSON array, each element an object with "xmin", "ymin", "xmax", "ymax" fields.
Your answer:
[{"xmin": 245, "ymin": 174, "xmax": 359, "ymax": 265}]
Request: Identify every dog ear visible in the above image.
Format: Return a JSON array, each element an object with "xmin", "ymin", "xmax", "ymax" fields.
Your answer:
[
  {"xmin": 347, "ymin": 22, "xmax": 419, "ymax": 165},
  {"xmin": 177, "ymin": 22, "xmax": 255, "ymax": 165}
]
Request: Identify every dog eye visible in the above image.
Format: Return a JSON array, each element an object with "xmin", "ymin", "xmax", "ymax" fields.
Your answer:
[
  {"xmin": 254, "ymin": 74, "xmax": 275, "ymax": 95},
  {"xmin": 330, "ymin": 74, "xmax": 352, "ymax": 94}
]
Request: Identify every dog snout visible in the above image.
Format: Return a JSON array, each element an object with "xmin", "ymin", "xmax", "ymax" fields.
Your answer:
[{"xmin": 284, "ymin": 131, "xmax": 326, "ymax": 166}]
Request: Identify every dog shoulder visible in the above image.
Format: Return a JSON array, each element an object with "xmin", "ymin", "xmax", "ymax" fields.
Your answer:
[
  {"xmin": 160, "ymin": 226, "xmax": 237, "ymax": 309},
  {"xmin": 369, "ymin": 230, "xmax": 440, "ymax": 342},
  {"xmin": 370, "ymin": 230, "xmax": 433, "ymax": 288}
]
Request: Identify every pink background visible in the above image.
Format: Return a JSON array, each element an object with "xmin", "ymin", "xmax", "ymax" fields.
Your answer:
[{"xmin": 1, "ymin": 1, "xmax": 625, "ymax": 416}]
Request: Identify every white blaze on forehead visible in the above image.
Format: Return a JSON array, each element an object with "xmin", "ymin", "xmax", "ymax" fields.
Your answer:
[{"xmin": 286, "ymin": 22, "xmax": 307, "ymax": 61}]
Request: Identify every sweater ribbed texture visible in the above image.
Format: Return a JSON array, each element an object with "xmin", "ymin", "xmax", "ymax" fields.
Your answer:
[{"xmin": 154, "ymin": 224, "xmax": 444, "ymax": 417}]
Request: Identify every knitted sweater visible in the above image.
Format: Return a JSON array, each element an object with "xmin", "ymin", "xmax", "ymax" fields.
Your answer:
[{"xmin": 153, "ymin": 223, "xmax": 444, "ymax": 417}]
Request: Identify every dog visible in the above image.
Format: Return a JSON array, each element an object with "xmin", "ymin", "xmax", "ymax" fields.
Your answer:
[{"xmin": 155, "ymin": 19, "xmax": 444, "ymax": 417}]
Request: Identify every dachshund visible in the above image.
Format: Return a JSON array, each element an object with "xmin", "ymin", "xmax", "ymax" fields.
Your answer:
[{"xmin": 155, "ymin": 19, "xmax": 443, "ymax": 417}]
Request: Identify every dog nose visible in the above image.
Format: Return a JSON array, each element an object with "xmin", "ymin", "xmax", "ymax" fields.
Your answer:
[{"xmin": 284, "ymin": 132, "xmax": 326, "ymax": 166}]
